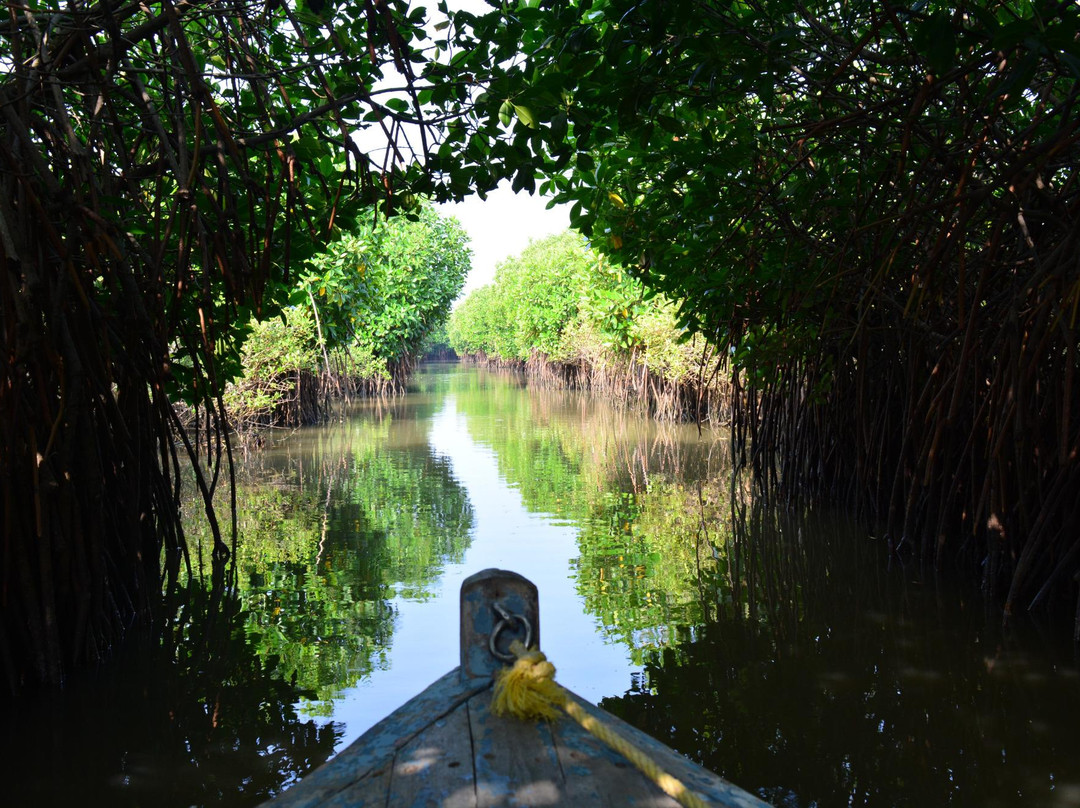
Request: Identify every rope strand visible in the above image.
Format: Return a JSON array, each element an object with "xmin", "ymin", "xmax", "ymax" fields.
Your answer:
[{"xmin": 492, "ymin": 640, "xmax": 710, "ymax": 808}]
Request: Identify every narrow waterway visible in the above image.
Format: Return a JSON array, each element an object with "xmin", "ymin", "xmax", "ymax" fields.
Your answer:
[{"xmin": 6, "ymin": 363, "xmax": 1080, "ymax": 807}]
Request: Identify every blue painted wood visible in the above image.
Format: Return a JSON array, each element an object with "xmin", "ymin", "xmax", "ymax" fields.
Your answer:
[
  {"xmin": 264, "ymin": 669, "xmax": 489, "ymax": 808},
  {"xmin": 384, "ymin": 700, "xmax": 476, "ymax": 807},
  {"xmin": 467, "ymin": 691, "xmax": 563, "ymax": 806},
  {"xmin": 460, "ymin": 568, "xmax": 539, "ymax": 680}
]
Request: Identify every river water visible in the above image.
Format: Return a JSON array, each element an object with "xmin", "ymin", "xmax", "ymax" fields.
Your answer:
[{"xmin": 6, "ymin": 363, "xmax": 1080, "ymax": 807}]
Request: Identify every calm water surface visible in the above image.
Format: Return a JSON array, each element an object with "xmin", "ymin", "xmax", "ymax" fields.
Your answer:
[{"xmin": 6, "ymin": 364, "xmax": 1080, "ymax": 807}]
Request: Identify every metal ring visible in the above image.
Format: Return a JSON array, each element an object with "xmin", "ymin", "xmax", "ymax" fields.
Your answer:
[{"xmin": 489, "ymin": 603, "xmax": 533, "ymax": 662}]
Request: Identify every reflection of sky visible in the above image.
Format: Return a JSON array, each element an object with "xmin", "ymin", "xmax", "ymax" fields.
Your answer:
[{"xmin": 326, "ymin": 391, "xmax": 638, "ymax": 751}]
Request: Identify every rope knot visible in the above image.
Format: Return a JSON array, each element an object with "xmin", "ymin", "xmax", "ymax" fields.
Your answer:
[{"xmin": 491, "ymin": 639, "xmax": 564, "ymax": 721}]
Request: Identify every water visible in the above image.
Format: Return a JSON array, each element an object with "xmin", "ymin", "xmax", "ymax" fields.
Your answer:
[{"xmin": 5, "ymin": 363, "xmax": 1079, "ymax": 807}]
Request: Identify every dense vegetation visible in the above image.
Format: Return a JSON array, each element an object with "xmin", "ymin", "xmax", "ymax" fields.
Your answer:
[
  {"xmin": 434, "ymin": 0, "xmax": 1080, "ymax": 630},
  {"xmin": 4, "ymin": 0, "xmax": 1080, "ymax": 691},
  {"xmin": 0, "ymin": 0, "xmax": 484, "ymax": 690},
  {"xmin": 225, "ymin": 206, "xmax": 469, "ymax": 431},
  {"xmin": 449, "ymin": 231, "xmax": 728, "ymax": 420}
]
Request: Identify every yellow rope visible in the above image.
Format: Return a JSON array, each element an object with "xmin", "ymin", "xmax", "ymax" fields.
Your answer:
[{"xmin": 491, "ymin": 640, "xmax": 710, "ymax": 808}]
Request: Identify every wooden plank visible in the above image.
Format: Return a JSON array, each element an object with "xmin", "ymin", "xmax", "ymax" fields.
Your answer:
[
  {"xmin": 548, "ymin": 709, "xmax": 683, "ymax": 808},
  {"xmin": 317, "ymin": 763, "xmax": 391, "ymax": 808},
  {"xmin": 554, "ymin": 689, "xmax": 771, "ymax": 808},
  {"xmin": 263, "ymin": 669, "xmax": 490, "ymax": 808},
  {"xmin": 466, "ymin": 691, "xmax": 564, "ymax": 807},
  {"xmin": 384, "ymin": 700, "xmax": 477, "ymax": 808}
]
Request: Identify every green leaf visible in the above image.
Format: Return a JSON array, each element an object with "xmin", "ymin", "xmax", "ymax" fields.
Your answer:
[
  {"xmin": 498, "ymin": 99, "xmax": 514, "ymax": 127},
  {"xmin": 513, "ymin": 104, "xmax": 538, "ymax": 128}
]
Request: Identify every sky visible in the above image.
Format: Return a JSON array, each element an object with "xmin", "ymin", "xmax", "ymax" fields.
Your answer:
[{"xmin": 436, "ymin": 183, "xmax": 571, "ymax": 300}]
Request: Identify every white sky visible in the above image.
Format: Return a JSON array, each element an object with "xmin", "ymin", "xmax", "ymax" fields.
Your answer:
[{"xmin": 437, "ymin": 183, "xmax": 570, "ymax": 300}]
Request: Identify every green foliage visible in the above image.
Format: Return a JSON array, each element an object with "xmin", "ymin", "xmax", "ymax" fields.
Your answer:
[
  {"xmin": 449, "ymin": 232, "xmax": 588, "ymax": 361},
  {"xmin": 353, "ymin": 207, "xmax": 471, "ymax": 365},
  {"xmin": 299, "ymin": 233, "xmax": 377, "ymax": 352},
  {"xmin": 303, "ymin": 207, "xmax": 470, "ymax": 364},
  {"xmin": 497, "ymin": 232, "xmax": 591, "ymax": 359},
  {"xmin": 224, "ymin": 307, "xmax": 321, "ymax": 423},
  {"xmin": 431, "ymin": 0, "xmax": 1080, "ymax": 382},
  {"xmin": 227, "ymin": 205, "xmax": 470, "ymax": 423},
  {"xmin": 577, "ymin": 258, "xmax": 650, "ymax": 355},
  {"xmin": 448, "ymin": 231, "xmax": 711, "ymax": 388},
  {"xmin": 339, "ymin": 340, "xmax": 393, "ymax": 386},
  {"xmin": 447, "ymin": 284, "xmax": 512, "ymax": 359}
]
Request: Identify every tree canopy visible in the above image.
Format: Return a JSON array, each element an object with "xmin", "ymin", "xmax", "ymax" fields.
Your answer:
[
  {"xmin": 225, "ymin": 204, "xmax": 470, "ymax": 428},
  {"xmin": 449, "ymin": 231, "xmax": 589, "ymax": 361},
  {"xmin": 435, "ymin": 0, "xmax": 1080, "ymax": 625},
  {"xmin": 4, "ymin": 0, "xmax": 1080, "ymax": 690},
  {"xmin": 0, "ymin": 0, "xmax": 481, "ymax": 690},
  {"xmin": 448, "ymin": 229, "xmax": 719, "ymax": 418}
]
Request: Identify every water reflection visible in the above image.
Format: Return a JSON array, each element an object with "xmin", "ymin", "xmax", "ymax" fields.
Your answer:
[
  {"xmin": 203, "ymin": 393, "xmax": 475, "ymax": 714},
  {"xmin": 6, "ymin": 364, "xmax": 1079, "ymax": 808},
  {"xmin": 595, "ymin": 499, "xmax": 1080, "ymax": 808},
  {"xmin": 5, "ymin": 588, "xmax": 337, "ymax": 807},
  {"xmin": 446, "ymin": 368, "xmax": 732, "ymax": 664}
]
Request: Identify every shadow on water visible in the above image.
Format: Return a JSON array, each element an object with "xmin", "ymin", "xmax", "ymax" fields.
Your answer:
[
  {"xmin": 594, "ymin": 496, "xmax": 1080, "ymax": 808},
  {"xmin": 4, "ymin": 583, "xmax": 338, "ymax": 807},
  {"xmin": 7, "ymin": 365, "xmax": 1080, "ymax": 808}
]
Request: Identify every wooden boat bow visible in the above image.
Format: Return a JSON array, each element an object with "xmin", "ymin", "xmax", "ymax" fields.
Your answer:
[{"xmin": 262, "ymin": 568, "xmax": 770, "ymax": 807}]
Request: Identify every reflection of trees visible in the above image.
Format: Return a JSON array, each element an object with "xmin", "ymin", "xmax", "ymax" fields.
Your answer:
[
  {"xmin": 454, "ymin": 370, "xmax": 729, "ymax": 661},
  {"xmin": 457, "ymin": 371, "xmax": 726, "ymax": 500},
  {"xmin": 188, "ymin": 400, "xmax": 473, "ymax": 713},
  {"xmin": 600, "ymin": 498, "xmax": 1080, "ymax": 808},
  {"xmin": 442, "ymin": 369, "xmax": 1080, "ymax": 807},
  {"xmin": 7, "ymin": 586, "xmax": 336, "ymax": 808},
  {"xmin": 455, "ymin": 374, "xmax": 589, "ymax": 519},
  {"xmin": 573, "ymin": 480, "xmax": 731, "ymax": 665}
]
